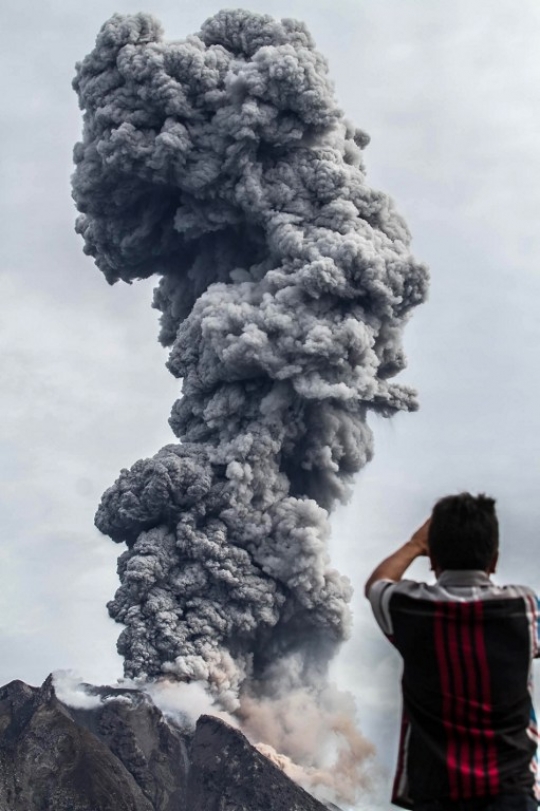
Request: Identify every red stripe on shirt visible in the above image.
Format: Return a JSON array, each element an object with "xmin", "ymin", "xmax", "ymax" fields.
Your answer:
[
  {"xmin": 459, "ymin": 601, "xmax": 486, "ymax": 795},
  {"xmin": 447, "ymin": 602, "xmax": 471, "ymax": 796},
  {"xmin": 473, "ymin": 600, "xmax": 500, "ymax": 794}
]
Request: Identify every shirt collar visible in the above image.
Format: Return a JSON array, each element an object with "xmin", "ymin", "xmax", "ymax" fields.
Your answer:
[{"xmin": 437, "ymin": 570, "xmax": 492, "ymax": 587}]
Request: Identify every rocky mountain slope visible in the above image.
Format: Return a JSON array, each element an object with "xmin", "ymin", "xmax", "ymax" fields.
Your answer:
[{"xmin": 0, "ymin": 676, "xmax": 334, "ymax": 811}]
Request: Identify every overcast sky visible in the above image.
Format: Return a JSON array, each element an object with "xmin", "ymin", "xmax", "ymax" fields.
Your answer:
[{"xmin": 2, "ymin": 0, "xmax": 540, "ymax": 806}]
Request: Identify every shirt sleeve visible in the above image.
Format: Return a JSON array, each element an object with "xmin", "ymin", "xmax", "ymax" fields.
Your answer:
[
  {"xmin": 517, "ymin": 586, "xmax": 540, "ymax": 659},
  {"xmin": 537, "ymin": 598, "xmax": 540, "ymax": 659},
  {"xmin": 367, "ymin": 578, "xmax": 421, "ymax": 641},
  {"xmin": 533, "ymin": 593, "xmax": 540, "ymax": 659},
  {"xmin": 367, "ymin": 578, "xmax": 398, "ymax": 638}
]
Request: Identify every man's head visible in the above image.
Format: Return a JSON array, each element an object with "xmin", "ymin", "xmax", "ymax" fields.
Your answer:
[{"xmin": 428, "ymin": 492, "xmax": 499, "ymax": 573}]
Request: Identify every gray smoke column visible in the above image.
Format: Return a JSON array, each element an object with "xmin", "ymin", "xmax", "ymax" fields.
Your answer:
[{"xmin": 72, "ymin": 10, "xmax": 428, "ymax": 706}]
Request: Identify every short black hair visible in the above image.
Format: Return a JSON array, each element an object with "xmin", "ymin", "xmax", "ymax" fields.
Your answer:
[{"xmin": 428, "ymin": 492, "xmax": 498, "ymax": 571}]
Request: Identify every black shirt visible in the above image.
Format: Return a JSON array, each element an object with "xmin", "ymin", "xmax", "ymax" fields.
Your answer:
[{"xmin": 368, "ymin": 571, "xmax": 540, "ymax": 808}]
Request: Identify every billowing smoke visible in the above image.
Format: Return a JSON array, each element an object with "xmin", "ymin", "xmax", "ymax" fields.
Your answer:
[{"xmin": 72, "ymin": 8, "xmax": 427, "ymax": 803}]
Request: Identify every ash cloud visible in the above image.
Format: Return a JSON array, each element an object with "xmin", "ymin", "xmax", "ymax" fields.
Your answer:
[
  {"xmin": 72, "ymin": 8, "xmax": 427, "ymax": 710},
  {"xmin": 241, "ymin": 667, "xmax": 377, "ymax": 806}
]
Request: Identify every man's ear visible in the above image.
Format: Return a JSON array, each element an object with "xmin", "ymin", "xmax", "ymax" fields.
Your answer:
[{"xmin": 488, "ymin": 550, "xmax": 499, "ymax": 574}]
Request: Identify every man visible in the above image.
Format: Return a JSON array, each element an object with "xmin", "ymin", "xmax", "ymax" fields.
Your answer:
[{"xmin": 366, "ymin": 493, "xmax": 539, "ymax": 811}]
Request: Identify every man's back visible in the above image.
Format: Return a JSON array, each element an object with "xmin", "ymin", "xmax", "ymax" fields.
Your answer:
[{"xmin": 369, "ymin": 571, "xmax": 539, "ymax": 809}]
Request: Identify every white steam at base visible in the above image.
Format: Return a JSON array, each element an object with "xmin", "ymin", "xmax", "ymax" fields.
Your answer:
[
  {"xmin": 72, "ymin": 9, "xmax": 427, "ymax": 805},
  {"xmin": 54, "ymin": 670, "xmax": 381, "ymax": 807}
]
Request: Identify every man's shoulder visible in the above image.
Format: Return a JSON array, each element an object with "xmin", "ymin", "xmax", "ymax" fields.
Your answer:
[
  {"xmin": 367, "ymin": 579, "xmax": 434, "ymax": 636},
  {"xmin": 497, "ymin": 582, "xmax": 537, "ymax": 595},
  {"xmin": 368, "ymin": 577, "xmax": 428, "ymax": 601},
  {"xmin": 368, "ymin": 576, "xmax": 538, "ymax": 606}
]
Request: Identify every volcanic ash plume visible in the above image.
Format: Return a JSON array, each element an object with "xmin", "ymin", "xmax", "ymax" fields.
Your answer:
[{"xmin": 72, "ymin": 10, "xmax": 427, "ymax": 709}]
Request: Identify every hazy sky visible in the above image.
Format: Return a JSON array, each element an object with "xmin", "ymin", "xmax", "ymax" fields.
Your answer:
[{"xmin": 2, "ymin": 0, "xmax": 540, "ymax": 805}]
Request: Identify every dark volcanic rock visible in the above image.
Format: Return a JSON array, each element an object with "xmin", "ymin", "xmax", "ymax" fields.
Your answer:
[
  {"xmin": 187, "ymin": 715, "xmax": 329, "ymax": 811},
  {"xmin": 0, "ymin": 677, "xmax": 332, "ymax": 811},
  {"xmin": 0, "ymin": 677, "xmax": 155, "ymax": 811},
  {"xmin": 69, "ymin": 685, "xmax": 189, "ymax": 810}
]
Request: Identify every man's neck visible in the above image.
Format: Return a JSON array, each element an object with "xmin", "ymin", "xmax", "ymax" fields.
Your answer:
[{"xmin": 436, "ymin": 569, "xmax": 492, "ymax": 586}]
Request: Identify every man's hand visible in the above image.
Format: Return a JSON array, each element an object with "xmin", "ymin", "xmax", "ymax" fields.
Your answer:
[
  {"xmin": 364, "ymin": 518, "xmax": 431, "ymax": 598},
  {"xmin": 409, "ymin": 518, "xmax": 431, "ymax": 557}
]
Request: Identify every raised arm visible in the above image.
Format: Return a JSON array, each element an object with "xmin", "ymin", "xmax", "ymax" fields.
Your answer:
[{"xmin": 364, "ymin": 519, "xmax": 430, "ymax": 598}]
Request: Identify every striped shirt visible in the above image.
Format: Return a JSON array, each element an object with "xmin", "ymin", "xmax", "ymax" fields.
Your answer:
[{"xmin": 368, "ymin": 571, "xmax": 540, "ymax": 809}]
